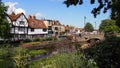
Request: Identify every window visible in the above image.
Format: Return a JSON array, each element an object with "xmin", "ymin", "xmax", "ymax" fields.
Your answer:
[
  {"xmin": 18, "ymin": 27, "xmax": 24, "ymax": 31},
  {"xmin": 43, "ymin": 28, "xmax": 47, "ymax": 32},
  {"xmin": 55, "ymin": 27, "xmax": 58, "ymax": 30},
  {"xmin": 31, "ymin": 28, "xmax": 34, "ymax": 32},
  {"xmin": 48, "ymin": 26, "xmax": 52, "ymax": 30},
  {"xmin": 20, "ymin": 21, "xmax": 24, "ymax": 25}
]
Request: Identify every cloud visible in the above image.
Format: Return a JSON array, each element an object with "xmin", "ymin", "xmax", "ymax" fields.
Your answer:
[
  {"xmin": 33, "ymin": 12, "xmax": 46, "ymax": 19},
  {"xmin": 15, "ymin": 8, "xmax": 25, "ymax": 14},
  {"xmin": 34, "ymin": 12, "xmax": 43, "ymax": 17},
  {"xmin": 5, "ymin": 2, "xmax": 18, "ymax": 8},
  {"xmin": 5, "ymin": 2, "xmax": 25, "ymax": 14}
]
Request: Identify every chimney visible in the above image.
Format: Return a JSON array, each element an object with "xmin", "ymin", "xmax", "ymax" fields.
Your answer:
[
  {"xmin": 11, "ymin": 12, "xmax": 15, "ymax": 15},
  {"xmin": 28, "ymin": 15, "xmax": 32, "ymax": 19},
  {"xmin": 33, "ymin": 16, "xmax": 36, "ymax": 19}
]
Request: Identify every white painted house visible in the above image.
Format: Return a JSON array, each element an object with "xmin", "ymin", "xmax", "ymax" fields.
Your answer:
[
  {"xmin": 27, "ymin": 15, "xmax": 48, "ymax": 38},
  {"xmin": 8, "ymin": 12, "xmax": 28, "ymax": 40}
]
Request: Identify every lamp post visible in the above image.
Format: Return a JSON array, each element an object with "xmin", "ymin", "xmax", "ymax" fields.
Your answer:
[
  {"xmin": 84, "ymin": 16, "xmax": 86, "ymax": 28},
  {"xmin": 84, "ymin": 16, "xmax": 86, "ymax": 35},
  {"xmin": 94, "ymin": 22, "xmax": 96, "ymax": 30}
]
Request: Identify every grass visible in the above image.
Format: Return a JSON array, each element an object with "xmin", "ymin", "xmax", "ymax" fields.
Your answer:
[
  {"xmin": 25, "ymin": 42, "xmax": 40, "ymax": 45},
  {"xmin": 26, "ymin": 51, "xmax": 98, "ymax": 68},
  {"xmin": 0, "ymin": 59, "xmax": 13, "ymax": 68},
  {"xmin": 28, "ymin": 49, "xmax": 48, "ymax": 56}
]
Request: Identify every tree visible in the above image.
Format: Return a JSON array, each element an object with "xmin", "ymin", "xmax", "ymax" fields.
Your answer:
[
  {"xmin": 64, "ymin": 0, "xmax": 120, "ymax": 27},
  {"xmin": 99, "ymin": 19, "xmax": 119, "ymax": 37},
  {"xmin": 0, "ymin": 0, "xmax": 11, "ymax": 42},
  {"xmin": 84, "ymin": 22, "xmax": 94, "ymax": 32}
]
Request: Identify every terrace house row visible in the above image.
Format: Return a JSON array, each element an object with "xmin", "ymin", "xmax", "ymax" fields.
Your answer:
[
  {"xmin": 6, "ymin": 12, "xmax": 65, "ymax": 40},
  {"xmin": 44, "ymin": 19, "xmax": 65, "ymax": 36}
]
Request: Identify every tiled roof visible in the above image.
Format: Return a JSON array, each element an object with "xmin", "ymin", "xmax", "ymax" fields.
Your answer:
[
  {"xmin": 76, "ymin": 28, "xmax": 84, "ymax": 30},
  {"xmin": 27, "ymin": 16, "xmax": 47, "ymax": 29},
  {"xmin": 9, "ymin": 12, "xmax": 23, "ymax": 21},
  {"xmin": 65, "ymin": 26, "xmax": 69, "ymax": 30},
  {"xmin": 52, "ymin": 20, "xmax": 61, "ymax": 25},
  {"xmin": 65, "ymin": 25, "xmax": 75, "ymax": 30}
]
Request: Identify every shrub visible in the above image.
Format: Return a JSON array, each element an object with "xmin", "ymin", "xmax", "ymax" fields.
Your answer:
[
  {"xmin": 26, "ymin": 51, "xmax": 98, "ymax": 68},
  {"xmin": 0, "ymin": 46, "xmax": 14, "ymax": 68},
  {"xmin": 33, "ymin": 38, "xmax": 40, "ymax": 42},
  {"xmin": 0, "ymin": 47, "xmax": 9, "ymax": 59},
  {"xmin": 23, "ymin": 38, "xmax": 32, "ymax": 43},
  {"xmin": 11, "ymin": 46, "xmax": 29, "ymax": 68},
  {"xmin": 46, "ymin": 37, "xmax": 53, "ymax": 41},
  {"xmin": 84, "ymin": 36, "xmax": 120, "ymax": 68}
]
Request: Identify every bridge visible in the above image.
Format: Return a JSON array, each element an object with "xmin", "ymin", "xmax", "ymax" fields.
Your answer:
[{"xmin": 75, "ymin": 34, "xmax": 104, "ymax": 42}]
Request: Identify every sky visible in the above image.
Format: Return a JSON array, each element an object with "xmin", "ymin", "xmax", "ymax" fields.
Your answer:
[{"xmin": 2, "ymin": 0, "xmax": 110, "ymax": 29}]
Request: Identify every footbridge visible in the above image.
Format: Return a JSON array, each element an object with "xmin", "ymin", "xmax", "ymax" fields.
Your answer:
[{"xmin": 76, "ymin": 34, "xmax": 104, "ymax": 42}]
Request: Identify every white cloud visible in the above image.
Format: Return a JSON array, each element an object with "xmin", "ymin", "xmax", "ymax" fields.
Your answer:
[
  {"xmin": 5, "ymin": 2, "xmax": 25, "ymax": 14},
  {"xmin": 5, "ymin": 2, "xmax": 18, "ymax": 8},
  {"xmin": 35, "ymin": 13, "xmax": 42, "ymax": 17},
  {"xmin": 15, "ymin": 8, "xmax": 25, "ymax": 14}
]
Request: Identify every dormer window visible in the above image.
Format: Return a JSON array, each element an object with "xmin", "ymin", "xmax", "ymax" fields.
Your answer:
[{"xmin": 20, "ymin": 21, "xmax": 24, "ymax": 25}]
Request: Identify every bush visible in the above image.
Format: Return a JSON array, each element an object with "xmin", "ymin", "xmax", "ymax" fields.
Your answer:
[
  {"xmin": 26, "ymin": 51, "xmax": 98, "ymax": 68},
  {"xmin": 23, "ymin": 38, "xmax": 32, "ymax": 43},
  {"xmin": 84, "ymin": 36, "xmax": 120, "ymax": 68},
  {"xmin": 11, "ymin": 46, "xmax": 29, "ymax": 68},
  {"xmin": 46, "ymin": 37, "xmax": 53, "ymax": 41},
  {"xmin": 33, "ymin": 38, "xmax": 40, "ymax": 42},
  {"xmin": 0, "ymin": 46, "xmax": 14, "ymax": 68}
]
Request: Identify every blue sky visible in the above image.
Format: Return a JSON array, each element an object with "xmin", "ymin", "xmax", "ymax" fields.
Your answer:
[{"xmin": 3, "ymin": 0, "xmax": 110, "ymax": 29}]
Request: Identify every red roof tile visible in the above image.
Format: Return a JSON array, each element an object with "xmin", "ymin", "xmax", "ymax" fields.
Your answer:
[
  {"xmin": 52, "ymin": 20, "xmax": 61, "ymax": 25},
  {"xmin": 9, "ymin": 12, "xmax": 23, "ymax": 21},
  {"xmin": 27, "ymin": 16, "xmax": 47, "ymax": 29}
]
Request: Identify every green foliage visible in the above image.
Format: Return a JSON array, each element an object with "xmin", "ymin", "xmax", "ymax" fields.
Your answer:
[
  {"xmin": 27, "ymin": 51, "xmax": 98, "ymax": 68},
  {"xmin": 11, "ymin": 46, "xmax": 30, "ymax": 68},
  {"xmin": 99, "ymin": 19, "xmax": 119, "ymax": 33},
  {"xmin": 25, "ymin": 42, "xmax": 40, "ymax": 45},
  {"xmin": 45, "ymin": 37, "xmax": 54, "ymax": 41},
  {"xmin": 23, "ymin": 38, "xmax": 32, "ymax": 43},
  {"xmin": 0, "ymin": 59, "xmax": 13, "ymax": 68},
  {"xmin": 33, "ymin": 38, "xmax": 40, "ymax": 42},
  {"xmin": 26, "ymin": 37, "xmax": 57, "ymax": 43},
  {"xmin": 0, "ymin": 46, "xmax": 9, "ymax": 59},
  {"xmin": 0, "ymin": 1, "xmax": 11, "ymax": 41},
  {"xmin": 0, "ymin": 46, "xmax": 14, "ymax": 68},
  {"xmin": 84, "ymin": 36, "xmax": 120, "ymax": 68},
  {"xmin": 28, "ymin": 49, "xmax": 48, "ymax": 56},
  {"xmin": 84, "ymin": 22, "xmax": 94, "ymax": 32},
  {"xmin": 38, "ymin": 37, "xmax": 57, "ymax": 41},
  {"xmin": 99, "ymin": 19, "xmax": 119, "ymax": 38},
  {"xmin": 111, "ymin": 0, "xmax": 120, "ymax": 27}
]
